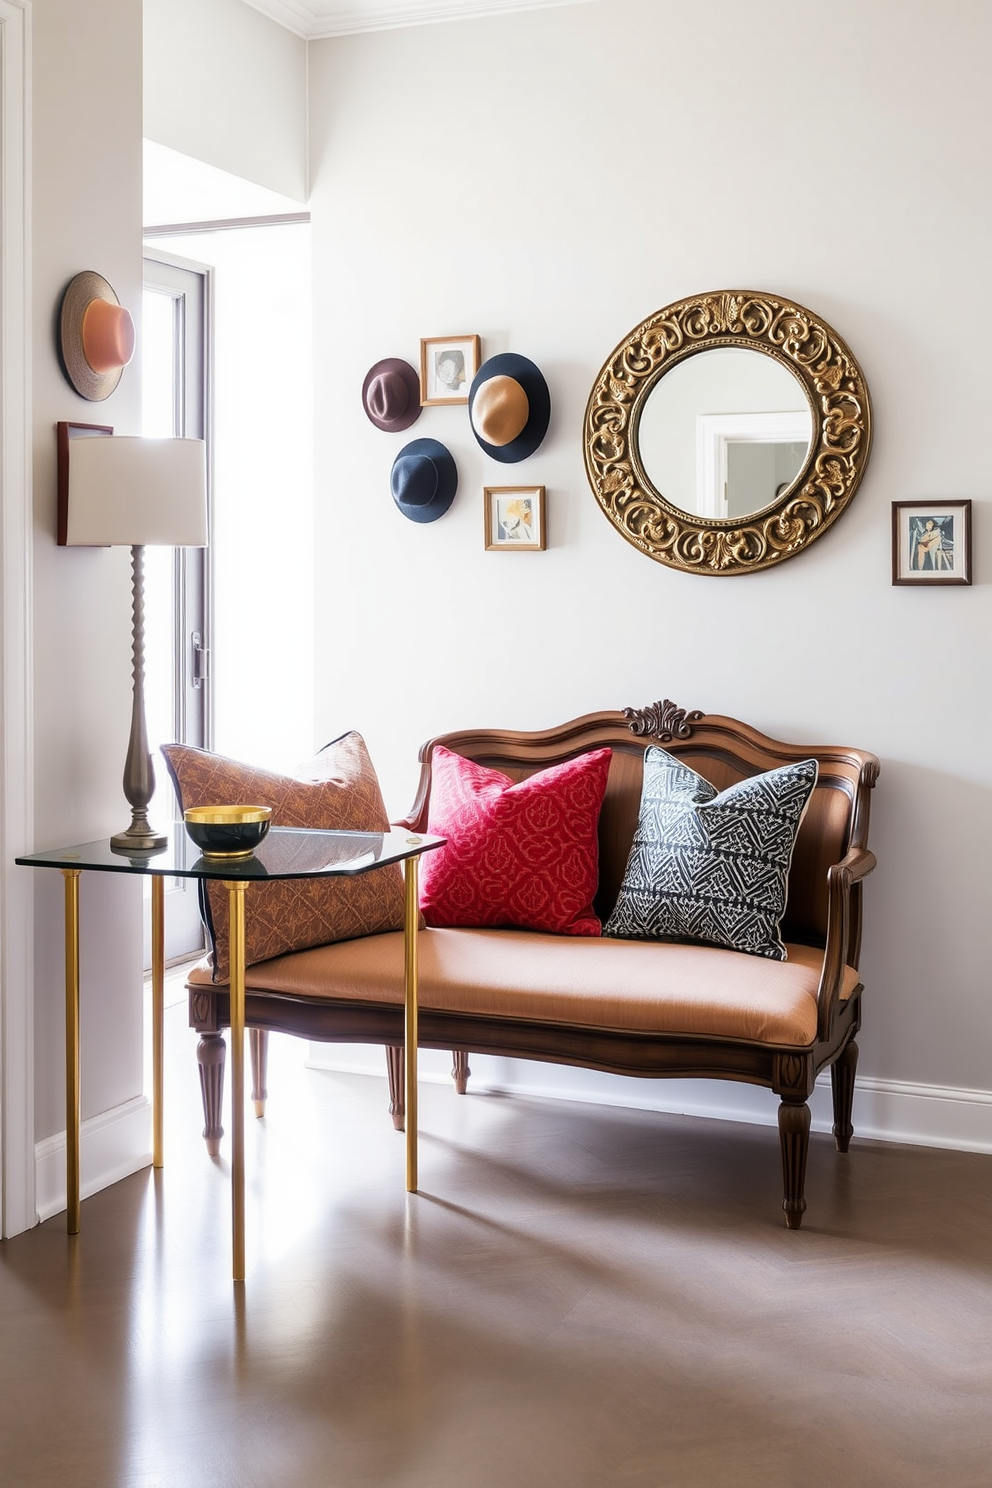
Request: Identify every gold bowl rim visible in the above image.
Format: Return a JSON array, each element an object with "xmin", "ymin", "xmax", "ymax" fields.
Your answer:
[{"xmin": 183, "ymin": 805, "xmax": 273, "ymax": 826}]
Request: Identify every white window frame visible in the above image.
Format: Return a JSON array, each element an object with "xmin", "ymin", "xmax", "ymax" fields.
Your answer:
[{"xmin": 142, "ymin": 249, "xmax": 214, "ymax": 966}]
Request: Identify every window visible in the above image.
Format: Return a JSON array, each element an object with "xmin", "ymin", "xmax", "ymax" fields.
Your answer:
[{"xmin": 142, "ymin": 252, "xmax": 210, "ymax": 962}]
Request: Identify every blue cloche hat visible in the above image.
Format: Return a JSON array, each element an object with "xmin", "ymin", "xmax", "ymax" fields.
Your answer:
[{"xmin": 390, "ymin": 438, "xmax": 458, "ymax": 523}]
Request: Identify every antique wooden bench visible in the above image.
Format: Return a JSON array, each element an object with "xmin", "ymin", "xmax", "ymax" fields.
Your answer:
[{"xmin": 186, "ymin": 701, "xmax": 878, "ymax": 1228}]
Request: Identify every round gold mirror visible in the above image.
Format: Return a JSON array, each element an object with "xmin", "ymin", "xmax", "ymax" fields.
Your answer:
[{"xmin": 584, "ymin": 291, "xmax": 872, "ymax": 575}]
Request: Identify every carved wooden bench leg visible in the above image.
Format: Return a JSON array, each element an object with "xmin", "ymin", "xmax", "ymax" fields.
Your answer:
[
  {"xmin": 830, "ymin": 1038, "xmax": 858, "ymax": 1153},
  {"xmin": 385, "ymin": 1045, "xmax": 404, "ymax": 1131},
  {"xmin": 197, "ymin": 1032, "xmax": 226, "ymax": 1157},
  {"xmin": 250, "ymin": 1028, "xmax": 268, "ymax": 1119},
  {"xmin": 778, "ymin": 1099, "xmax": 811, "ymax": 1230},
  {"xmin": 452, "ymin": 1050, "xmax": 471, "ymax": 1094}
]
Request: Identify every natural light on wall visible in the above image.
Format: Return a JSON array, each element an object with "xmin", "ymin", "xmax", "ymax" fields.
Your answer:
[{"xmin": 143, "ymin": 144, "xmax": 314, "ymax": 787}]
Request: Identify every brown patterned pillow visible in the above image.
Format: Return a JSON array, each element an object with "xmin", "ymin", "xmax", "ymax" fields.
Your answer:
[{"xmin": 161, "ymin": 733, "xmax": 406, "ymax": 982}]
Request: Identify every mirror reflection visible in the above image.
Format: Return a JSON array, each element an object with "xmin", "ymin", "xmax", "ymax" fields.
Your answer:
[{"xmin": 637, "ymin": 348, "xmax": 812, "ymax": 520}]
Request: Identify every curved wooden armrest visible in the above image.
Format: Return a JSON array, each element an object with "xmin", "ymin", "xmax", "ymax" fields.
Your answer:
[
  {"xmin": 815, "ymin": 847, "xmax": 877, "ymax": 1041},
  {"xmin": 393, "ymin": 792, "xmax": 430, "ymax": 832},
  {"xmin": 838, "ymin": 846, "xmax": 877, "ymax": 884}
]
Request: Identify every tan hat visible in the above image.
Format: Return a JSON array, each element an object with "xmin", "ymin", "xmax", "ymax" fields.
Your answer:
[
  {"xmin": 59, "ymin": 271, "xmax": 135, "ymax": 401},
  {"xmin": 469, "ymin": 354, "xmax": 550, "ymax": 463},
  {"xmin": 470, "ymin": 375, "xmax": 530, "ymax": 447}
]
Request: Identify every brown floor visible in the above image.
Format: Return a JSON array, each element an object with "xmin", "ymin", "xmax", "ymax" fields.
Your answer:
[{"xmin": 2, "ymin": 1009, "xmax": 992, "ymax": 1488}]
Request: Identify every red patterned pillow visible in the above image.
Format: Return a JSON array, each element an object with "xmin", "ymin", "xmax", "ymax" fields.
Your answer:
[{"xmin": 420, "ymin": 745, "xmax": 612, "ymax": 935}]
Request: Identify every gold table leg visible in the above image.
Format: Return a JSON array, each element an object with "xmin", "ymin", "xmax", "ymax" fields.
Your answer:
[
  {"xmin": 62, "ymin": 869, "xmax": 81, "ymax": 1235},
  {"xmin": 227, "ymin": 880, "xmax": 247, "ymax": 1282},
  {"xmin": 404, "ymin": 855, "xmax": 419, "ymax": 1193},
  {"xmin": 151, "ymin": 876, "xmax": 165, "ymax": 1169}
]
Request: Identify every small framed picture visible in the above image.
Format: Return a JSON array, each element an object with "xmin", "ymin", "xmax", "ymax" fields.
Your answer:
[
  {"xmin": 892, "ymin": 500, "xmax": 972, "ymax": 586},
  {"xmin": 419, "ymin": 334, "xmax": 481, "ymax": 406},
  {"xmin": 484, "ymin": 485, "xmax": 546, "ymax": 551}
]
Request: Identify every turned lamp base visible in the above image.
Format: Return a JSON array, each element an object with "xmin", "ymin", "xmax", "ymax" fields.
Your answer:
[
  {"xmin": 110, "ymin": 817, "xmax": 168, "ymax": 855},
  {"xmin": 108, "ymin": 546, "xmax": 169, "ymax": 857}
]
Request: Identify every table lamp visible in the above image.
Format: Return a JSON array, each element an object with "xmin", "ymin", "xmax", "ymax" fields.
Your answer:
[{"xmin": 63, "ymin": 435, "xmax": 208, "ymax": 853}]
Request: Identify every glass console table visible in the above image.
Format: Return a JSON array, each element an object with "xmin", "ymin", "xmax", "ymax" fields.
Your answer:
[{"xmin": 16, "ymin": 826, "xmax": 445, "ymax": 1281}]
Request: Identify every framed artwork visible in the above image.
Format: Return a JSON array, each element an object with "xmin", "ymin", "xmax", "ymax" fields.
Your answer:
[
  {"xmin": 419, "ymin": 334, "xmax": 481, "ymax": 406},
  {"xmin": 892, "ymin": 500, "xmax": 972, "ymax": 586},
  {"xmin": 484, "ymin": 485, "xmax": 546, "ymax": 551}
]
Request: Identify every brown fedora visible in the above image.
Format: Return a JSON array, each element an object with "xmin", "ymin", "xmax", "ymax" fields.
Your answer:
[
  {"xmin": 59, "ymin": 271, "xmax": 135, "ymax": 402},
  {"xmin": 362, "ymin": 357, "xmax": 422, "ymax": 432}
]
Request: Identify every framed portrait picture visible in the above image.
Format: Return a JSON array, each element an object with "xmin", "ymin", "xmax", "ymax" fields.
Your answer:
[
  {"xmin": 484, "ymin": 485, "xmax": 546, "ymax": 551},
  {"xmin": 892, "ymin": 500, "xmax": 972, "ymax": 586},
  {"xmin": 419, "ymin": 334, "xmax": 481, "ymax": 406}
]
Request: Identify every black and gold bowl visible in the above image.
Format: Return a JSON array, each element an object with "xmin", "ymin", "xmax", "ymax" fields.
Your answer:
[{"xmin": 183, "ymin": 805, "xmax": 272, "ymax": 859}]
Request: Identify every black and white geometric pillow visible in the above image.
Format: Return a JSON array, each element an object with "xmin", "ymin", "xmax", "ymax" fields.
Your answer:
[{"xmin": 604, "ymin": 747, "xmax": 819, "ymax": 961}]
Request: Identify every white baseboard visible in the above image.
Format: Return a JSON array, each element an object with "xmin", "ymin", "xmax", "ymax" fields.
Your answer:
[
  {"xmin": 30, "ymin": 1059, "xmax": 992, "ymax": 1225},
  {"xmin": 839, "ymin": 1074, "xmax": 992, "ymax": 1154},
  {"xmin": 306, "ymin": 1044, "xmax": 992, "ymax": 1157},
  {"xmin": 35, "ymin": 1096, "xmax": 152, "ymax": 1223}
]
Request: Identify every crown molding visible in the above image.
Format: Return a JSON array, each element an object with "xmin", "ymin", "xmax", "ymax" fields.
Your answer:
[{"xmin": 240, "ymin": 0, "xmax": 595, "ymax": 40}]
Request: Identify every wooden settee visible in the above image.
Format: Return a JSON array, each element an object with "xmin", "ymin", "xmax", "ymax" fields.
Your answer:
[{"xmin": 186, "ymin": 701, "xmax": 879, "ymax": 1228}]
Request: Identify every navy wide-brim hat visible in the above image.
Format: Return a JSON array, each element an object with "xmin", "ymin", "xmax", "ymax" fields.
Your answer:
[
  {"xmin": 468, "ymin": 353, "xmax": 551, "ymax": 463},
  {"xmin": 390, "ymin": 438, "xmax": 458, "ymax": 523}
]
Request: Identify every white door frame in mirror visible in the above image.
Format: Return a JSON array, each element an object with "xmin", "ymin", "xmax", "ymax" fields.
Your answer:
[{"xmin": 696, "ymin": 411, "xmax": 812, "ymax": 518}]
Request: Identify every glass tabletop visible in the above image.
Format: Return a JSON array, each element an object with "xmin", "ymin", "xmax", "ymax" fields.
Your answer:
[{"xmin": 15, "ymin": 826, "xmax": 445, "ymax": 880}]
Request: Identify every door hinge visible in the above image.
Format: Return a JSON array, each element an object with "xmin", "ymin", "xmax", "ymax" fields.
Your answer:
[{"xmin": 192, "ymin": 631, "xmax": 209, "ymax": 689}]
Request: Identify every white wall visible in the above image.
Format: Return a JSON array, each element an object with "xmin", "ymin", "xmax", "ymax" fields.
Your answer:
[
  {"xmin": 306, "ymin": 0, "xmax": 992, "ymax": 1147},
  {"xmin": 146, "ymin": 221, "xmax": 314, "ymax": 773},
  {"xmin": 143, "ymin": 0, "xmax": 307, "ymax": 202},
  {"xmin": 30, "ymin": 0, "xmax": 147, "ymax": 1199}
]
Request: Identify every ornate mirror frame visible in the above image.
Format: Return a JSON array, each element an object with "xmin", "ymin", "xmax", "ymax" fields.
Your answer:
[{"xmin": 583, "ymin": 290, "xmax": 872, "ymax": 576}]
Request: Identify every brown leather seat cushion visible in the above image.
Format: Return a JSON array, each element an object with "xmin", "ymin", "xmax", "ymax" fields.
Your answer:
[{"xmin": 188, "ymin": 929, "xmax": 858, "ymax": 1047}]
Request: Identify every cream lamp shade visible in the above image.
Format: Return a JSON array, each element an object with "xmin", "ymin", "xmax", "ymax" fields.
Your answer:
[{"xmin": 65, "ymin": 435, "xmax": 208, "ymax": 548}]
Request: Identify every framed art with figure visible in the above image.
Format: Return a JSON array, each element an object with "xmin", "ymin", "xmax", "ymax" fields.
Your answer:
[
  {"xmin": 892, "ymin": 500, "xmax": 972, "ymax": 585},
  {"xmin": 484, "ymin": 485, "xmax": 546, "ymax": 551},
  {"xmin": 419, "ymin": 335, "xmax": 481, "ymax": 406}
]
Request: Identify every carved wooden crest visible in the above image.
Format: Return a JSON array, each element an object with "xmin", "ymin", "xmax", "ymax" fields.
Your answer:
[{"xmin": 624, "ymin": 699, "xmax": 704, "ymax": 742}]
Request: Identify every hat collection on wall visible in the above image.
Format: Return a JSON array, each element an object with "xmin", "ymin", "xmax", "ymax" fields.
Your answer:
[{"xmin": 362, "ymin": 337, "xmax": 550, "ymax": 549}]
